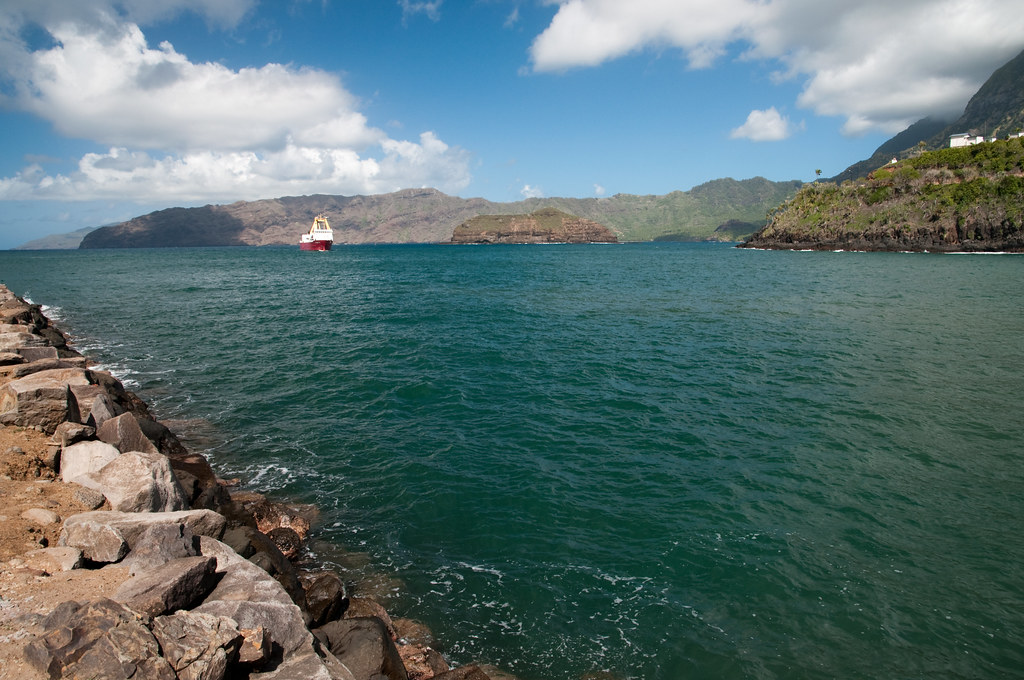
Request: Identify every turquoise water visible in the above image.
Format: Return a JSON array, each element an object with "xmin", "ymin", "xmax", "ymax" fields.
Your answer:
[{"xmin": 2, "ymin": 243, "xmax": 1023, "ymax": 679}]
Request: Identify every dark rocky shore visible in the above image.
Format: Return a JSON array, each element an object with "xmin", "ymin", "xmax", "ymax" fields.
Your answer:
[{"xmin": 0, "ymin": 284, "xmax": 504, "ymax": 680}]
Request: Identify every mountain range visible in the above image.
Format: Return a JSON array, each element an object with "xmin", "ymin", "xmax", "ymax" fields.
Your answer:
[
  {"xmin": 68, "ymin": 178, "xmax": 800, "ymax": 248},
  {"xmin": 17, "ymin": 48, "xmax": 1024, "ymax": 250}
]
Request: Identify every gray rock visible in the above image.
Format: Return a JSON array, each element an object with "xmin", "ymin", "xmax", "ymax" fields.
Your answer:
[
  {"xmin": 76, "ymin": 450, "xmax": 189, "ymax": 513},
  {"xmin": 123, "ymin": 522, "xmax": 201, "ymax": 575},
  {"xmin": 314, "ymin": 617, "xmax": 408, "ymax": 680},
  {"xmin": 302, "ymin": 570, "xmax": 349, "ymax": 628},
  {"xmin": 73, "ymin": 484, "xmax": 108, "ymax": 509},
  {"xmin": 60, "ymin": 439, "xmax": 120, "ymax": 482},
  {"xmin": 23, "ymin": 598, "xmax": 176, "ymax": 680},
  {"xmin": 195, "ymin": 536, "xmax": 311, "ymax": 656},
  {"xmin": 98, "ymin": 412, "xmax": 160, "ymax": 455},
  {"xmin": 58, "ymin": 514, "xmax": 130, "ymax": 563},
  {"xmin": 21, "ymin": 546, "xmax": 84, "ymax": 572},
  {"xmin": 255, "ymin": 648, "xmax": 358, "ymax": 680},
  {"xmin": 114, "ymin": 555, "xmax": 219, "ymax": 617},
  {"xmin": 220, "ymin": 525, "xmax": 308, "ymax": 616},
  {"xmin": 59, "ymin": 509, "xmax": 227, "ymax": 564},
  {"xmin": 52, "ymin": 421, "xmax": 95, "ymax": 446},
  {"xmin": 21, "ymin": 507, "xmax": 60, "ymax": 525},
  {"xmin": 151, "ymin": 610, "xmax": 243, "ymax": 680},
  {"xmin": 16, "ymin": 346, "xmax": 59, "ymax": 362},
  {"xmin": 0, "ymin": 367, "xmax": 89, "ymax": 433}
]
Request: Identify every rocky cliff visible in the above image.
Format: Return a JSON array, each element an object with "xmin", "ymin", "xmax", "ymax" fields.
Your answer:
[
  {"xmin": 740, "ymin": 137, "xmax": 1024, "ymax": 252},
  {"xmin": 450, "ymin": 207, "xmax": 617, "ymax": 244}
]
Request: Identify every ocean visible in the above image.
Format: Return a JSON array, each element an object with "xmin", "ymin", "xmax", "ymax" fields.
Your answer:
[{"xmin": 1, "ymin": 243, "xmax": 1022, "ymax": 679}]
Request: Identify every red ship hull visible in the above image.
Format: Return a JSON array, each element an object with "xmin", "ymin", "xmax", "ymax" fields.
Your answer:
[{"xmin": 299, "ymin": 239, "xmax": 332, "ymax": 251}]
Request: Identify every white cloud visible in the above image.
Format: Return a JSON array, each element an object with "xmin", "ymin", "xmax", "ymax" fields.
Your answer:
[
  {"xmin": 0, "ymin": 2, "xmax": 471, "ymax": 203},
  {"xmin": 730, "ymin": 107, "xmax": 793, "ymax": 142},
  {"xmin": 594, "ymin": 183, "xmax": 606, "ymax": 196},
  {"xmin": 521, "ymin": 184, "xmax": 544, "ymax": 198},
  {"xmin": 399, "ymin": 0, "xmax": 443, "ymax": 24},
  {"xmin": 530, "ymin": 0, "xmax": 1024, "ymax": 134}
]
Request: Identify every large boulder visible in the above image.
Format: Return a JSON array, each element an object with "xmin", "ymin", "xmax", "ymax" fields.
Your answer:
[
  {"xmin": 76, "ymin": 450, "xmax": 190, "ymax": 513},
  {"xmin": 114, "ymin": 555, "xmax": 219, "ymax": 617},
  {"xmin": 123, "ymin": 521, "xmax": 201, "ymax": 575},
  {"xmin": 97, "ymin": 412, "xmax": 160, "ymax": 455},
  {"xmin": 151, "ymin": 610, "xmax": 243, "ymax": 680},
  {"xmin": 23, "ymin": 598, "xmax": 176, "ymax": 680},
  {"xmin": 60, "ymin": 439, "xmax": 121, "ymax": 482},
  {"xmin": 59, "ymin": 509, "xmax": 227, "ymax": 564},
  {"xmin": 195, "ymin": 536, "xmax": 315, "ymax": 659},
  {"xmin": 0, "ymin": 367, "xmax": 90, "ymax": 433},
  {"xmin": 221, "ymin": 525, "xmax": 308, "ymax": 616},
  {"xmin": 301, "ymin": 570, "xmax": 349, "ymax": 628},
  {"xmin": 313, "ymin": 617, "xmax": 408, "ymax": 680}
]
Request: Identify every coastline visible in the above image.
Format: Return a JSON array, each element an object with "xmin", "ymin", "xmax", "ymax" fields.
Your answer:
[{"xmin": 0, "ymin": 284, "xmax": 506, "ymax": 680}]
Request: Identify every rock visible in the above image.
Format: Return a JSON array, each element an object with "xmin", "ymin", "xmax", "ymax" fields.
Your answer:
[
  {"xmin": 151, "ymin": 610, "xmax": 243, "ymax": 680},
  {"xmin": 21, "ymin": 546, "xmax": 84, "ymax": 572},
  {"xmin": 220, "ymin": 525, "xmax": 308, "ymax": 615},
  {"xmin": 0, "ymin": 367, "xmax": 89, "ymax": 433},
  {"xmin": 23, "ymin": 598, "xmax": 176, "ymax": 680},
  {"xmin": 0, "ymin": 329, "xmax": 46, "ymax": 351},
  {"xmin": 345, "ymin": 597, "xmax": 398, "ymax": 639},
  {"xmin": 195, "ymin": 536, "xmax": 313, "ymax": 657},
  {"xmin": 431, "ymin": 666, "xmax": 494, "ymax": 680},
  {"xmin": 237, "ymin": 625, "xmax": 273, "ymax": 667},
  {"xmin": 234, "ymin": 491, "xmax": 314, "ymax": 539},
  {"xmin": 398, "ymin": 644, "xmax": 450, "ymax": 680},
  {"xmin": 73, "ymin": 484, "xmax": 108, "ymax": 509},
  {"xmin": 123, "ymin": 522, "xmax": 201, "ymax": 575},
  {"xmin": 52, "ymin": 419, "xmax": 96, "ymax": 446},
  {"xmin": 301, "ymin": 570, "xmax": 350, "ymax": 628},
  {"xmin": 256, "ymin": 648, "xmax": 357, "ymax": 680},
  {"xmin": 97, "ymin": 411, "xmax": 161, "ymax": 455},
  {"xmin": 58, "ymin": 514, "xmax": 130, "ymax": 563},
  {"xmin": 76, "ymin": 450, "xmax": 190, "ymax": 513},
  {"xmin": 59, "ymin": 509, "xmax": 227, "ymax": 564},
  {"xmin": 0, "ymin": 350, "xmax": 25, "ymax": 365},
  {"xmin": 16, "ymin": 345, "xmax": 59, "ymax": 362},
  {"xmin": 314, "ymin": 617, "xmax": 409, "ymax": 680},
  {"xmin": 60, "ymin": 439, "xmax": 121, "ymax": 482},
  {"xmin": 269, "ymin": 526, "xmax": 303, "ymax": 560},
  {"xmin": 20, "ymin": 507, "xmax": 60, "ymax": 525},
  {"xmin": 79, "ymin": 388, "xmax": 122, "ymax": 428},
  {"xmin": 114, "ymin": 555, "xmax": 219, "ymax": 617}
]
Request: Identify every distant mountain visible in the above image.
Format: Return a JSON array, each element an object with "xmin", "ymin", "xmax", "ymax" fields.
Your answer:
[
  {"xmin": 13, "ymin": 226, "xmax": 99, "ymax": 250},
  {"xmin": 76, "ymin": 178, "xmax": 801, "ymax": 249},
  {"xmin": 831, "ymin": 48, "xmax": 1024, "ymax": 183}
]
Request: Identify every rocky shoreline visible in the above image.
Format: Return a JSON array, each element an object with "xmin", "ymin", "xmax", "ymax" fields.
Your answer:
[{"xmin": 0, "ymin": 284, "xmax": 504, "ymax": 680}]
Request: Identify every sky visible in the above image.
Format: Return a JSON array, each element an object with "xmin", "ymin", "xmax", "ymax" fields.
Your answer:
[{"xmin": 1, "ymin": 1, "xmax": 1024, "ymax": 248}]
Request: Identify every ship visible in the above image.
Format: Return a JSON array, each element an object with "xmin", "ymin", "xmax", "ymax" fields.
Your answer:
[{"xmin": 299, "ymin": 213, "xmax": 334, "ymax": 251}]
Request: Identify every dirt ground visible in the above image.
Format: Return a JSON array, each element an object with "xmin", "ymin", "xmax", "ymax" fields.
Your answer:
[{"xmin": 0, "ymin": 425, "xmax": 131, "ymax": 680}]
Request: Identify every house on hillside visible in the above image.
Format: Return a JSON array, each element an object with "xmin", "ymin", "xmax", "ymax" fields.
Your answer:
[{"xmin": 949, "ymin": 133, "xmax": 986, "ymax": 148}]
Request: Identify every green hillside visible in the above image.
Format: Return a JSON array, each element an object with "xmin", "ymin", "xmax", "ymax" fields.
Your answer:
[{"xmin": 743, "ymin": 137, "xmax": 1024, "ymax": 251}]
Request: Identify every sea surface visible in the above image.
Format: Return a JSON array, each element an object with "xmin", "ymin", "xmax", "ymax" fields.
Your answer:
[{"xmin": 2, "ymin": 243, "xmax": 1022, "ymax": 679}]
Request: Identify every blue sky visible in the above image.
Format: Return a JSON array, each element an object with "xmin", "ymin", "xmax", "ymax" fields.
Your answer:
[{"xmin": 1, "ymin": 0, "xmax": 1023, "ymax": 248}]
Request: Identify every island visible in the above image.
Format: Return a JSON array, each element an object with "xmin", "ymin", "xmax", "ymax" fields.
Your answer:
[{"xmin": 450, "ymin": 207, "xmax": 618, "ymax": 244}]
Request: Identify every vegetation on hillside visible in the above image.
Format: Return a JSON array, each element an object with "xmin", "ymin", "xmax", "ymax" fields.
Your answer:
[{"xmin": 745, "ymin": 137, "xmax": 1024, "ymax": 251}]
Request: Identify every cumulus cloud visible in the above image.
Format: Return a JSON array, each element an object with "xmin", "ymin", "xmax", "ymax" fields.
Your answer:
[
  {"xmin": 530, "ymin": 0, "xmax": 1024, "ymax": 134},
  {"xmin": 730, "ymin": 107, "xmax": 793, "ymax": 141},
  {"xmin": 521, "ymin": 184, "xmax": 544, "ymax": 198},
  {"xmin": 0, "ymin": 1, "xmax": 471, "ymax": 203}
]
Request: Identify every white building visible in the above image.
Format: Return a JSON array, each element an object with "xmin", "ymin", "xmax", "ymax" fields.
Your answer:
[{"xmin": 949, "ymin": 133, "xmax": 986, "ymax": 148}]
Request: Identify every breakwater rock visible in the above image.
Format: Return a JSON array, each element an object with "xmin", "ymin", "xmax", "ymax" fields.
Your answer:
[
  {"xmin": 450, "ymin": 207, "xmax": 618, "ymax": 244},
  {"xmin": 0, "ymin": 284, "xmax": 501, "ymax": 680}
]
